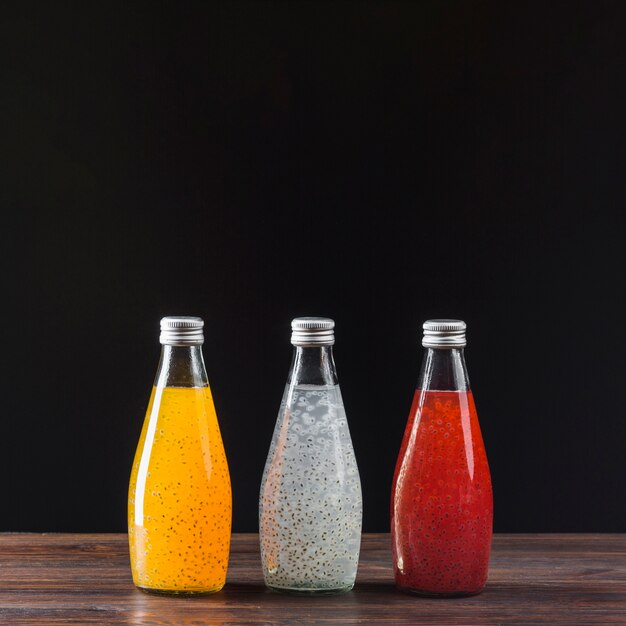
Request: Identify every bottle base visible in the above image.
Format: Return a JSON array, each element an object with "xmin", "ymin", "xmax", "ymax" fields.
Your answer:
[
  {"xmin": 137, "ymin": 584, "xmax": 225, "ymax": 597},
  {"xmin": 396, "ymin": 584, "xmax": 484, "ymax": 598},
  {"xmin": 267, "ymin": 583, "xmax": 354, "ymax": 596}
]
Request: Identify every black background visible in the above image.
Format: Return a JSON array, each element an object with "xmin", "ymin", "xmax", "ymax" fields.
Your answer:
[{"xmin": 2, "ymin": 1, "xmax": 625, "ymax": 533}]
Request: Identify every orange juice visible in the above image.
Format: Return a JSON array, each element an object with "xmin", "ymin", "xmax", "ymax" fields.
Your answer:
[{"xmin": 128, "ymin": 385, "xmax": 231, "ymax": 594}]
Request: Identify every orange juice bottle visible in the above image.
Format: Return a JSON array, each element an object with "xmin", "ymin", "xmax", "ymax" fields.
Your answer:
[{"xmin": 128, "ymin": 316, "xmax": 232, "ymax": 595}]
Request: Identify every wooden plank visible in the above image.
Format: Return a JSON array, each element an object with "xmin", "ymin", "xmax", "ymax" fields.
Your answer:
[{"xmin": 0, "ymin": 534, "xmax": 624, "ymax": 624}]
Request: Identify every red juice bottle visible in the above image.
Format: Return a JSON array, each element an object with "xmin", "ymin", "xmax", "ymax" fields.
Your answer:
[{"xmin": 391, "ymin": 320, "xmax": 493, "ymax": 596}]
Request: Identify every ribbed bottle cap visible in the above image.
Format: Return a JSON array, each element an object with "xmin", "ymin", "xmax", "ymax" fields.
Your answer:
[
  {"xmin": 291, "ymin": 317, "xmax": 335, "ymax": 346},
  {"xmin": 422, "ymin": 319, "xmax": 466, "ymax": 348},
  {"xmin": 160, "ymin": 316, "xmax": 204, "ymax": 345}
]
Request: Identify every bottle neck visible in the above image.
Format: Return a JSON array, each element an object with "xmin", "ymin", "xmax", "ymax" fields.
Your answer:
[
  {"xmin": 417, "ymin": 347, "xmax": 470, "ymax": 392},
  {"xmin": 288, "ymin": 345, "xmax": 338, "ymax": 386},
  {"xmin": 154, "ymin": 345, "xmax": 208, "ymax": 388}
]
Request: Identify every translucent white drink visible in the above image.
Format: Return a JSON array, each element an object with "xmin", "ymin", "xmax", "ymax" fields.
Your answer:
[{"xmin": 259, "ymin": 319, "xmax": 362, "ymax": 594}]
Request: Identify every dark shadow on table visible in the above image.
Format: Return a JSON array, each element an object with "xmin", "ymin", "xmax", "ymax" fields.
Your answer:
[{"xmin": 223, "ymin": 582, "xmax": 272, "ymax": 594}]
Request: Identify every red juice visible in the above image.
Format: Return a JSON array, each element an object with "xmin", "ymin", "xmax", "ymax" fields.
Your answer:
[{"xmin": 391, "ymin": 389, "xmax": 493, "ymax": 596}]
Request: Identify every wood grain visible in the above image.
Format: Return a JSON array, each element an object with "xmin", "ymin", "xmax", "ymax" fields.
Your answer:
[{"xmin": 0, "ymin": 533, "xmax": 624, "ymax": 624}]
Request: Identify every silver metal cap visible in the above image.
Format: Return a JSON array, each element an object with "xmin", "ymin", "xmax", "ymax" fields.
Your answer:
[
  {"xmin": 422, "ymin": 319, "xmax": 466, "ymax": 348},
  {"xmin": 160, "ymin": 316, "xmax": 204, "ymax": 346},
  {"xmin": 291, "ymin": 317, "xmax": 335, "ymax": 346}
]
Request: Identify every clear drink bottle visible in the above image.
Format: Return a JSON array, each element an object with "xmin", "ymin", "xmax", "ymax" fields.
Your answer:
[
  {"xmin": 128, "ymin": 317, "xmax": 232, "ymax": 595},
  {"xmin": 259, "ymin": 317, "xmax": 363, "ymax": 594},
  {"xmin": 391, "ymin": 320, "xmax": 493, "ymax": 596}
]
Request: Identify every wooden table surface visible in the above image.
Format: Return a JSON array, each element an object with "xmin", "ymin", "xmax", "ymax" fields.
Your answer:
[{"xmin": 0, "ymin": 533, "xmax": 625, "ymax": 625}]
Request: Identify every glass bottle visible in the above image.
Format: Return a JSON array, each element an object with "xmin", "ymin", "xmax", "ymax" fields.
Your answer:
[
  {"xmin": 259, "ymin": 317, "xmax": 363, "ymax": 594},
  {"xmin": 391, "ymin": 320, "xmax": 493, "ymax": 597},
  {"xmin": 128, "ymin": 316, "xmax": 232, "ymax": 595}
]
